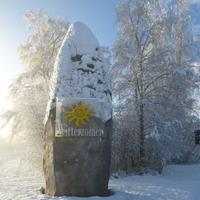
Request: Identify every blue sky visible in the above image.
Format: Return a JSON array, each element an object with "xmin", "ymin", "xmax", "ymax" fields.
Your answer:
[
  {"xmin": 0, "ymin": 0, "xmax": 117, "ymax": 47},
  {"xmin": 0, "ymin": 0, "xmax": 118, "ymax": 110}
]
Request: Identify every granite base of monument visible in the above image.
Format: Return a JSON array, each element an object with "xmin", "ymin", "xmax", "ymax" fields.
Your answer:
[{"xmin": 43, "ymin": 101, "xmax": 112, "ymax": 197}]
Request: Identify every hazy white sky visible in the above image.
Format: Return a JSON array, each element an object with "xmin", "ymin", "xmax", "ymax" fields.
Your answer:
[{"xmin": 0, "ymin": 32, "xmax": 23, "ymax": 110}]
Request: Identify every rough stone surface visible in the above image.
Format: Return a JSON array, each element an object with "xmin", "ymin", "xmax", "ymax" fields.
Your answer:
[
  {"xmin": 43, "ymin": 21, "xmax": 112, "ymax": 197},
  {"xmin": 43, "ymin": 107, "xmax": 112, "ymax": 196}
]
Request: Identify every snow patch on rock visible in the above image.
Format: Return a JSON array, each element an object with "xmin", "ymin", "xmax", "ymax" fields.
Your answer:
[
  {"xmin": 66, "ymin": 21, "xmax": 100, "ymax": 55},
  {"xmin": 45, "ymin": 21, "xmax": 112, "ymax": 123}
]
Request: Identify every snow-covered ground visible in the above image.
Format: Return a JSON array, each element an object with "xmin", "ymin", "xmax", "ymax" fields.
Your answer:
[{"xmin": 0, "ymin": 145, "xmax": 200, "ymax": 200}]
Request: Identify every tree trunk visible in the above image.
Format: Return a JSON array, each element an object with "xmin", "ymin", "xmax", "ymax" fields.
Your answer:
[{"xmin": 139, "ymin": 103, "xmax": 145, "ymax": 167}]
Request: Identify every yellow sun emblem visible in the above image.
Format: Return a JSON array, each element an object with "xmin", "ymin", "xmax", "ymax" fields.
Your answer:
[{"xmin": 65, "ymin": 102, "xmax": 94, "ymax": 128}]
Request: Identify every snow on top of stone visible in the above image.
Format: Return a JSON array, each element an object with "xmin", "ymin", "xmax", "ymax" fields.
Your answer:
[
  {"xmin": 44, "ymin": 21, "xmax": 112, "ymax": 124},
  {"xmin": 65, "ymin": 21, "xmax": 100, "ymax": 55}
]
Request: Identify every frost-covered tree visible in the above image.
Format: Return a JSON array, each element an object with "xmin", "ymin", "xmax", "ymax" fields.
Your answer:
[
  {"xmin": 113, "ymin": 0, "xmax": 172, "ymax": 169},
  {"xmin": 160, "ymin": 0, "xmax": 200, "ymax": 164},
  {"xmin": 112, "ymin": 0, "xmax": 199, "ymax": 171},
  {"xmin": 2, "ymin": 10, "xmax": 70, "ymax": 164},
  {"xmin": 19, "ymin": 10, "xmax": 70, "ymax": 89}
]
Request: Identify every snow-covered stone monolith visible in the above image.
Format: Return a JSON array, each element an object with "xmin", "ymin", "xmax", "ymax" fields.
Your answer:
[{"xmin": 43, "ymin": 21, "xmax": 112, "ymax": 197}]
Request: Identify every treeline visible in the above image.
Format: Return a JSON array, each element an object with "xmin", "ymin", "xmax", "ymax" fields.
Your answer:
[
  {"xmin": 2, "ymin": 0, "xmax": 200, "ymax": 173},
  {"xmin": 112, "ymin": 0, "xmax": 200, "ymax": 172}
]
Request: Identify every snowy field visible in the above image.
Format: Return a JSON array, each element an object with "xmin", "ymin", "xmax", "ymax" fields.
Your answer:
[{"xmin": 0, "ymin": 145, "xmax": 200, "ymax": 200}]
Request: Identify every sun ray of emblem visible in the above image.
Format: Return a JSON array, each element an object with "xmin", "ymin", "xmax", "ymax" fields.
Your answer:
[{"xmin": 65, "ymin": 102, "xmax": 94, "ymax": 128}]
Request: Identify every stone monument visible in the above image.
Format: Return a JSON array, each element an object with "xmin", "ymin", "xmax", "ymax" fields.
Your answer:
[{"xmin": 43, "ymin": 21, "xmax": 112, "ymax": 197}]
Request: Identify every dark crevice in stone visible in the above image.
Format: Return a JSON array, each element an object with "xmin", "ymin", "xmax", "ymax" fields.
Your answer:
[
  {"xmin": 87, "ymin": 64, "xmax": 95, "ymax": 69},
  {"xmin": 104, "ymin": 90, "xmax": 112, "ymax": 96},
  {"xmin": 71, "ymin": 54, "xmax": 82, "ymax": 62},
  {"xmin": 85, "ymin": 85, "xmax": 96, "ymax": 90},
  {"xmin": 92, "ymin": 57, "xmax": 102, "ymax": 62},
  {"xmin": 92, "ymin": 57, "xmax": 97, "ymax": 61},
  {"xmin": 77, "ymin": 68, "xmax": 95, "ymax": 74},
  {"xmin": 97, "ymin": 80, "xmax": 103, "ymax": 84}
]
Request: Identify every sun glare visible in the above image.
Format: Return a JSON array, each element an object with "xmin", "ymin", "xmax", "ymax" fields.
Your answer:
[
  {"xmin": 0, "ymin": 36, "xmax": 17, "ymax": 138},
  {"xmin": 1, "ymin": 125, "xmax": 12, "ymax": 139},
  {"xmin": 0, "ymin": 35, "xmax": 20, "ymax": 111}
]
